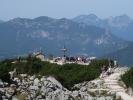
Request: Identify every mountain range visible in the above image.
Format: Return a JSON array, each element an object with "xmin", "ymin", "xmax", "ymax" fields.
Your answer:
[
  {"xmin": 73, "ymin": 14, "xmax": 133, "ymax": 41},
  {"xmin": 0, "ymin": 15, "xmax": 132, "ymax": 65},
  {"xmin": 73, "ymin": 14, "xmax": 133, "ymax": 66}
]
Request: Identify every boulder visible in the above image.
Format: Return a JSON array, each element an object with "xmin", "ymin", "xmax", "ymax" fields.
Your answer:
[
  {"xmin": 0, "ymin": 79, "xmax": 4, "ymax": 87},
  {"xmin": 6, "ymin": 87, "xmax": 15, "ymax": 95},
  {"xmin": 47, "ymin": 77, "xmax": 63, "ymax": 89},
  {"xmin": 34, "ymin": 78, "xmax": 40, "ymax": 86},
  {"xmin": 40, "ymin": 76, "xmax": 46, "ymax": 82},
  {"xmin": 80, "ymin": 87, "xmax": 87, "ymax": 92},
  {"xmin": 29, "ymin": 75, "xmax": 35, "ymax": 81},
  {"xmin": 72, "ymin": 90, "xmax": 79, "ymax": 97},
  {"xmin": 0, "ymin": 88, "xmax": 5, "ymax": 94},
  {"xmin": 29, "ymin": 86, "xmax": 39, "ymax": 91},
  {"xmin": 20, "ymin": 74, "xmax": 27, "ymax": 78}
]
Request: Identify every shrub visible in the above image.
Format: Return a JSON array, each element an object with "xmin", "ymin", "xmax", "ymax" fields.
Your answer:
[
  {"xmin": 121, "ymin": 68, "xmax": 133, "ymax": 88},
  {"xmin": 0, "ymin": 57, "xmax": 108, "ymax": 89}
]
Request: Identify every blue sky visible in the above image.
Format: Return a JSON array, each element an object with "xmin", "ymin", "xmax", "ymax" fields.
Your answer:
[{"xmin": 0, "ymin": 0, "xmax": 133, "ymax": 20}]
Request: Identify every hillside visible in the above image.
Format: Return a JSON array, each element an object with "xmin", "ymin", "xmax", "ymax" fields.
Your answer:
[
  {"xmin": 0, "ymin": 16, "xmax": 128, "ymax": 58},
  {"xmin": 73, "ymin": 14, "xmax": 133, "ymax": 41},
  {"xmin": 102, "ymin": 44, "xmax": 133, "ymax": 66},
  {"xmin": 0, "ymin": 57, "xmax": 109, "ymax": 89},
  {"xmin": 0, "ymin": 57, "xmax": 131, "ymax": 100}
]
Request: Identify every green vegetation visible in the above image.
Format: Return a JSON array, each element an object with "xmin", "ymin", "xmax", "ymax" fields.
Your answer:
[
  {"xmin": 0, "ymin": 56, "xmax": 109, "ymax": 89},
  {"xmin": 17, "ymin": 93, "xmax": 26, "ymax": 100},
  {"xmin": 0, "ymin": 59, "xmax": 15, "ymax": 82},
  {"xmin": 121, "ymin": 68, "xmax": 133, "ymax": 88}
]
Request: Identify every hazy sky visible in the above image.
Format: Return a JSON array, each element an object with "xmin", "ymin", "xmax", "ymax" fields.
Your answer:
[{"xmin": 0, "ymin": 0, "xmax": 133, "ymax": 20}]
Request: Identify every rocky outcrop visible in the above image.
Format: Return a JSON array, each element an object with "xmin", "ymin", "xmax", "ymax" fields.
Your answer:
[
  {"xmin": 0, "ymin": 74, "xmax": 115, "ymax": 100},
  {"xmin": 0, "ymin": 67, "xmax": 131, "ymax": 100}
]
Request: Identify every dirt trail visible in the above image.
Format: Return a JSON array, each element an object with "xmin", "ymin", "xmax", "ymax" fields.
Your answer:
[{"xmin": 103, "ymin": 67, "xmax": 133, "ymax": 100}]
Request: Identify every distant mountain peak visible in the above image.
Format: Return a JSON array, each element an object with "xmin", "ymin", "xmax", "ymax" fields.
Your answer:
[
  {"xmin": 87, "ymin": 13, "xmax": 98, "ymax": 19},
  {"xmin": 33, "ymin": 16, "xmax": 56, "ymax": 23},
  {"xmin": 113, "ymin": 14, "xmax": 131, "ymax": 23},
  {"xmin": 106, "ymin": 14, "xmax": 131, "ymax": 28},
  {"xmin": 59, "ymin": 18, "xmax": 70, "ymax": 22},
  {"xmin": 8, "ymin": 17, "xmax": 32, "ymax": 23},
  {"xmin": 115, "ymin": 14, "xmax": 130, "ymax": 19},
  {"xmin": 34, "ymin": 16, "xmax": 54, "ymax": 20},
  {"xmin": 73, "ymin": 14, "xmax": 99, "ymax": 21}
]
